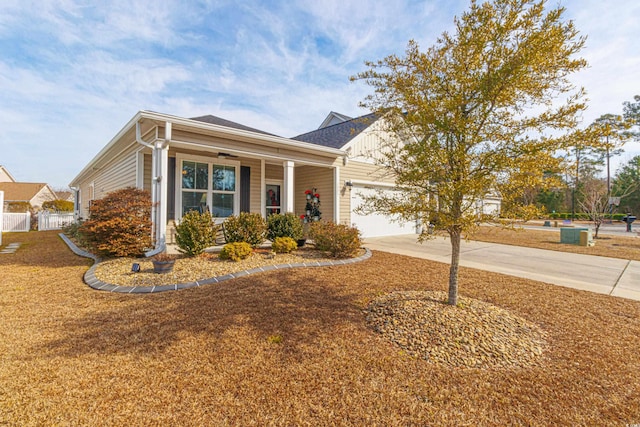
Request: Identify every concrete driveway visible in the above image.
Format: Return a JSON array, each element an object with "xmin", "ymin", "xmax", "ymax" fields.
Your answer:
[{"xmin": 364, "ymin": 234, "xmax": 640, "ymax": 301}]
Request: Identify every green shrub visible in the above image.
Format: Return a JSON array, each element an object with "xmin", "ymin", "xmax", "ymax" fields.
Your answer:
[
  {"xmin": 79, "ymin": 187, "xmax": 152, "ymax": 257},
  {"xmin": 267, "ymin": 212, "xmax": 304, "ymax": 241},
  {"xmin": 309, "ymin": 221, "xmax": 362, "ymax": 258},
  {"xmin": 62, "ymin": 220, "xmax": 88, "ymax": 247},
  {"xmin": 223, "ymin": 212, "xmax": 267, "ymax": 247},
  {"xmin": 175, "ymin": 211, "xmax": 219, "ymax": 256},
  {"xmin": 6, "ymin": 202, "xmax": 31, "ymax": 213},
  {"xmin": 219, "ymin": 242, "xmax": 253, "ymax": 261},
  {"xmin": 42, "ymin": 200, "xmax": 74, "ymax": 212},
  {"xmin": 271, "ymin": 236, "xmax": 298, "ymax": 254}
]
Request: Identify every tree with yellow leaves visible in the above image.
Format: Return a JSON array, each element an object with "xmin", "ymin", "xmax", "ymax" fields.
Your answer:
[{"xmin": 352, "ymin": 0, "xmax": 587, "ymax": 305}]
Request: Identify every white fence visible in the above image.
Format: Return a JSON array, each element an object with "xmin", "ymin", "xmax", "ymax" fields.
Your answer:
[
  {"xmin": 0, "ymin": 191, "xmax": 3, "ymax": 245},
  {"xmin": 3, "ymin": 212, "xmax": 31, "ymax": 232},
  {"xmin": 38, "ymin": 211, "xmax": 75, "ymax": 231}
]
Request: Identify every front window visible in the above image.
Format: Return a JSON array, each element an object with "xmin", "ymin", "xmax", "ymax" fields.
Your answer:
[
  {"xmin": 178, "ymin": 157, "xmax": 239, "ymax": 218},
  {"xmin": 211, "ymin": 165, "xmax": 236, "ymax": 217},
  {"xmin": 181, "ymin": 161, "xmax": 208, "ymax": 215}
]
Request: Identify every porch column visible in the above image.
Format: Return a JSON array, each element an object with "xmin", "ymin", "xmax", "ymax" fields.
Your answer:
[
  {"xmin": 283, "ymin": 160, "xmax": 294, "ymax": 213},
  {"xmin": 333, "ymin": 166, "xmax": 340, "ymax": 223}
]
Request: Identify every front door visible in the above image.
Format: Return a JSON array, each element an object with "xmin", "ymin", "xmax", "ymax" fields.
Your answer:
[{"xmin": 265, "ymin": 181, "xmax": 282, "ymax": 217}]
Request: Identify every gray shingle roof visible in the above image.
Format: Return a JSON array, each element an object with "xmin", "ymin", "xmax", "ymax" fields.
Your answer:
[
  {"xmin": 190, "ymin": 115, "xmax": 278, "ymax": 136},
  {"xmin": 292, "ymin": 113, "xmax": 378, "ymax": 149}
]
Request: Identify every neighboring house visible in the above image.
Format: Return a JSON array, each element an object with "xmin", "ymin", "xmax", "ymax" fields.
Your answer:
[
  {"xmin": 0, "ymin": 182, "xmax": 58, "ymax": 210},
  {"xmin": 55, "ymin": 190, "xmax": 74, "ymax": 202},
  {"xmin": 0, "ymin": 165, "xmax": 16, "ymax": 183},
  {"xmin": 69, "ymin": 110, "xmax": 500, "ymax": 247}
]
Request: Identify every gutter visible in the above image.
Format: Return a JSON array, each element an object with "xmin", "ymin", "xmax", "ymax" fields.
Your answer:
[{"xmin": 136, "ymin": 119, "xmax": 166, "ymax": 256}]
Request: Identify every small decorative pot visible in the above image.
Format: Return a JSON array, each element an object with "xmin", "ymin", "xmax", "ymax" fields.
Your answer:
[
  {"xmin": 313, "ymin": 216, "xmax": 319, "ymax": 221},
  {"xmin": 312, "ymin": 197, "xmax": 318, "ymax": 203},
  {"xmin": 306, "ymin": 194, "xmax": 312, "ymax": 200},
  {"xmin": 152, "ymin": 260, "xmax": 175, "ymax": 274},
  {"xmin": 306, "ymin": 210, "xmax": 311, "ymax": 216}
]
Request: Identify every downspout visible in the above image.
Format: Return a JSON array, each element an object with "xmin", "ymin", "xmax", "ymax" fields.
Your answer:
[
  {"xmin": 69, "ymin": 186, "xmax": 79, "ymax": 220},
  {"xmin": 135, "ymin": 120, "xmax": 166, "ymax": 256}
]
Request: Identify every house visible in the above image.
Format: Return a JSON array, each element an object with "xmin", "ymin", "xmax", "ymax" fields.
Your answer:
[
  {"xmin": 0, "ymin": 165, "xmax": 16, "ymax": 183},
  {"xmin": 54, "ymin": 191, "xmax": 74, "ymax": 203},
  {"xmin": 70, "ymin": 110, "xmax": 430, "ymax": 251},
  {"xmin": 0, "ymin": 182, "xmax": 58, "ymax": 210},
  {"xmin": 0, "ymin": 165, "xmax": 62, "ymax": 211}
]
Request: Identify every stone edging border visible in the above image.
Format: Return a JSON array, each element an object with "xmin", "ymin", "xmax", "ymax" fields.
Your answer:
[{"xmin": 59, "ymin": 233, "xmax": 372, "ymax": 294}]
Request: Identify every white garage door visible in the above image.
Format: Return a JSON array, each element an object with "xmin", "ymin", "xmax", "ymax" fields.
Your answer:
[{"xmin": 350, "ymin": 186, "xmax": 416, "ymax": 238}]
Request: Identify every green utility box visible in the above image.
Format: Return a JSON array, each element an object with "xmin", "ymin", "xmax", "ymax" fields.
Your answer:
[{"xmin": 560, "ymin": 227, "xmax": 589, "ymax": 245}]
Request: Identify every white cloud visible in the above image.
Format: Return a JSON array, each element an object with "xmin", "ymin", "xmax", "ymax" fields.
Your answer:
[{"xmin": 1, "ymin": 0, "xmax": 639, "ymax": 187}]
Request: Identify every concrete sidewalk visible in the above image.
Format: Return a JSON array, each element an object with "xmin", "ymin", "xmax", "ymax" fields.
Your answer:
[{"xmin": 364, "ymin": 234, "xmax": 640, "ymax": 302}]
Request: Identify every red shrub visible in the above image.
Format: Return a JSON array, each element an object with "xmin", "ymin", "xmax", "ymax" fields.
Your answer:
[{"xmin": 79, "ymin": 187, "xmax": 152, "ymax": 257}]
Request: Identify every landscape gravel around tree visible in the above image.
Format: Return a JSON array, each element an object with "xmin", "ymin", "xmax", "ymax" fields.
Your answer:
[{"xmin": 1, "ymin": 230, "xmax": 639, "ymax": 426}]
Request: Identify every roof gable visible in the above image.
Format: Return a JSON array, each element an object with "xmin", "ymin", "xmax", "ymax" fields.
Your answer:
[
  {"xmin": 0, "ymin": 165, "xmax": 16, "ymax": 182},
  {"xmin": 292, "ymin": 113, "xmax": 378, "ymax": 149},
  {"xmin": 0, "ymin": 182, "xmax": 48, "ymax": 202},
  {"xmin": 318, "ymin": 111, "xmax": 353, "ymax": 129},
  {"xmin": 190, "ymin": 115, "xmax": 278, "ymax": 136}
]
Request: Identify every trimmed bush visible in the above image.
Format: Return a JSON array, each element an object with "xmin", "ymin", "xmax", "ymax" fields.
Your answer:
[
  {"xmin": 267, "ymin": 212, "xmax": 304, "ymax": 241},
  {"xmin": 309, "ymin": 221, "xmax": 362, "ymax": 258},
  {"xmin": 175, "ymin": 211, "xmax": 219, "ymax": 256},
  {"xmin": 219, "ymin": 242, "xmax": 253, "ymax": 262},
  {"xmin": 6, "ymin": 202, "xmax": 31, "ymax": 213},
  {"xmin": 42, "ymin": 200, "xmax": 74, "ymax": 212},
  {"xmin": 271, "ymin": 236, "xmax": 298, "ymax": 254},
  {"xmin": 223, "ymin": 212, "xmax": 267, "ymax": 247},
  {"xmin": 79, "ymin": 187, "xmax": 152, "ymax": 257}
]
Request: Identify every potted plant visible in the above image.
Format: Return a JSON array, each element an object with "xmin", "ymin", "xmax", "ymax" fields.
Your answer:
[{"xmin": 151, "ymin": 252, "xmax": 176, "ymax": 274}]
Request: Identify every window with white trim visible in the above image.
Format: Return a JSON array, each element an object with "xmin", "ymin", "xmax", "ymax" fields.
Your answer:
[{"xmin": 178, "ymin": 156, "xmax": 239, "ymax": 219}]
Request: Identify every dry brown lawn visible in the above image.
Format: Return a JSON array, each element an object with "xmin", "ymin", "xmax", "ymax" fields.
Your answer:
[
  {"xmin": 468, "ymin": 225, "xmax": 640, "ymax": 261},
  {"xmin": 1, "ymin": 231, "xmax": 639, "ymax": 426}
]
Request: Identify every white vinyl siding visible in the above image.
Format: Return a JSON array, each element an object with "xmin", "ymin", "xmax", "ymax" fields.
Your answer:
[
  {"xmin": 294, "ymin": 165, "xmax": 334, "ymax": 222},
  {"xmin": 74, "ymin": 144, "xmax": 140, "ymax": 218},
  {"xmin": 339, "ymin": 160, "xmax": 394, "ymax": 225}
]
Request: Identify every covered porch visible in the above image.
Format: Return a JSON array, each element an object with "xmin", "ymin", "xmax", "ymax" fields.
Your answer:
[{"xmin": 135, "ymin": 112, "xmax": 345, "ymax": 249}]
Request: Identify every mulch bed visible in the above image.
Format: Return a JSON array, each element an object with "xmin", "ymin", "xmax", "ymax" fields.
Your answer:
[
  {"xmin": 1, "ymin": 230, "xmax": 639, "ymax": 425},
  {"xmin": 94, "ymin": 247, "xmax": 352, "ymax": 288},
  {"xmin": 366, "ymin": 290, "xmax": 547, "ymax": 369}
]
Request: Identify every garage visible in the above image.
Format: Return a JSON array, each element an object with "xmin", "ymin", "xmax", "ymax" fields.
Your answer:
[{"xmin": 350, "ymin": 185, "xmax": 417, "ymax": 238}]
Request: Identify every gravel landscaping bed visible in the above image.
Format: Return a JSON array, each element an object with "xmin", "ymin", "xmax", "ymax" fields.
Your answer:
[
  {"xmin": 366, "ymin": 290, "xmax": 547, "ymax": 369},
  {"xmin": 94, "ymin": 247, "xmax": 365, "ymax": 287}
]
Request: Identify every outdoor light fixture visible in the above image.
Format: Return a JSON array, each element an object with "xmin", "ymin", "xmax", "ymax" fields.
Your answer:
[{"xmin": 131, "ymin": 263, "xmax": 140, "ymax": 273}]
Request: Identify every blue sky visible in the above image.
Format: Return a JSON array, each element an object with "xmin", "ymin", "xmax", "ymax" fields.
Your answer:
[{"xmin": 1, "ymin": 0, "xmax": 639, "ymax": 189}]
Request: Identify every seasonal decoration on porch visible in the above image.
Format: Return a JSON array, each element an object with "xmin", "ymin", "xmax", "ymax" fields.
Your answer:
[{"xmin": 301, "ymin": 188, "xmax": 321, "ymax": 223}]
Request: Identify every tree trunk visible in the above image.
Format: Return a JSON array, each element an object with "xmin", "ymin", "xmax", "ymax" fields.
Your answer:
[{"xmin": 448, "ymin": 228, "xmax": 461, "ymax": 306}]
